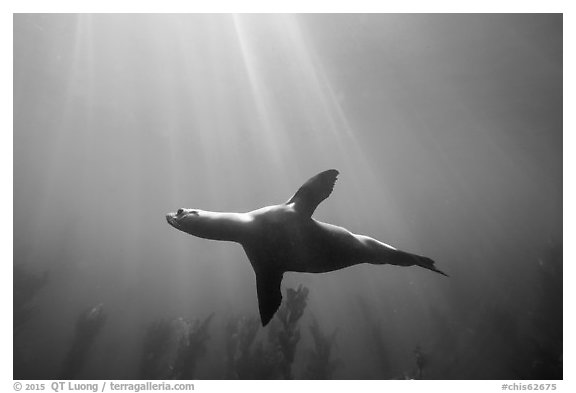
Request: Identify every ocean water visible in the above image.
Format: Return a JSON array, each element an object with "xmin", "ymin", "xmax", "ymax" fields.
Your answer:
[{"xmin": 13, "ymin": 13, "xmax": 562, "ymax": 380}]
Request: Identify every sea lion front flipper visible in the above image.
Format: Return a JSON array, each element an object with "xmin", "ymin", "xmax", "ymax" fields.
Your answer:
[
  {"xmin": 255, "ymin": 270, "xmax": 283, "ymax": 326},
  {"xmin": 286, "ymin": 169, "xmax": 339, "ymax": 218}
]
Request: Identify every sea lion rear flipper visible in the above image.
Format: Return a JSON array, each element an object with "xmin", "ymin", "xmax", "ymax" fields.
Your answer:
[
  {"xmin": 287, "ymin": 169, "xmax": 339, "ymax": 217},
  {"xmin": 255, "ymin": 270, "xmax": 283, "ymax": 326},
  {"xmin": 418, "ymin": 257, "xmax": 449, "ymax": 277}
]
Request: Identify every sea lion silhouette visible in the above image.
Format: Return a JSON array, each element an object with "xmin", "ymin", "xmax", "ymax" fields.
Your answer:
[{"xmin": 166, "ymin": 169, "xmax": 447, "ymax": 326}]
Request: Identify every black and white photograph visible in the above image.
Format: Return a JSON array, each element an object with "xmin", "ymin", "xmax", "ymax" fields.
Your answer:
[{"xmin": 12, "ymin": 12, "xmax": 563, "ymax": 382}]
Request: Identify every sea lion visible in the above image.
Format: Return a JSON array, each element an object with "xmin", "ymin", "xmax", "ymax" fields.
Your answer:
[{"xmin": 166, "ymin": 169, "xmax": 447, "ymax": 326}]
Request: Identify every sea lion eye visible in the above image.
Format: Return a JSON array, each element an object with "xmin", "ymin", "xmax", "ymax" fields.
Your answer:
[{"xmin": 177, "ymin": 208, "xmax": 184, "ymax": 215}]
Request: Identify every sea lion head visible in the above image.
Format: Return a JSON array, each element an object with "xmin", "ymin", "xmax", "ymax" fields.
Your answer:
[
  {"xmin": 167, "ymin": 207, "xmax": 243, "ymax": 241},
  {"xmin": 166, "ymin": 208, "xmax": 204, "ymax": 236}
]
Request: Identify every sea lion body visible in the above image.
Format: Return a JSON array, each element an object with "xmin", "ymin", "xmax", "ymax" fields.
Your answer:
[
  {"xmin": 244, "ymin": 204, "xmax": 369, "ymax": 274},
  {"xmin": 166, "ymin": 170, "xmax": 447, "ymax": 325}
]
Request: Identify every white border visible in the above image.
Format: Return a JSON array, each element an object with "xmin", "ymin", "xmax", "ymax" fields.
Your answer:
[{"xmin": 4, "ymin": 2, "xmax": 572, "ymax": 392}]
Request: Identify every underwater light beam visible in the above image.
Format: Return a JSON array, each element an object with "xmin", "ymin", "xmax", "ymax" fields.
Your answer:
[
  {"xmin": 24, "ymin": 14, "xmax": 97, "ymax": 256},
  {"xmin": 282, "ymin": 15, "xmax": 369, "ymax": 162},
  {"xmin": 231, "ymin": 14, "xmax": 288, "ymax": 169}
]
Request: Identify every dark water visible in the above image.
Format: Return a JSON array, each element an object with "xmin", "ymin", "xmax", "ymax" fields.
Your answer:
[{"xmin": 14, "ymin": 14, "xmax": 562, "ymax": 380}]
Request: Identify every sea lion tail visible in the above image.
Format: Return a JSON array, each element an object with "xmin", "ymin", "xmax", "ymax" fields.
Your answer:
[{"xmin": 417, "ymin": 257, "xmax": 449, "ymax": 277}]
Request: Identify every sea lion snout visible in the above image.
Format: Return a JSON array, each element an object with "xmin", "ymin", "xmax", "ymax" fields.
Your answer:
[
  {"xmin": 166, "ymin": 213, "xmax": 178, "ymax": 228},
  {"xmin": 166, "ymin": 209, "xmax": 200, "ymax": 231},
  {"xmin": 166, "ymin": 208, "xmax": 187, "ymax": 224}
]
